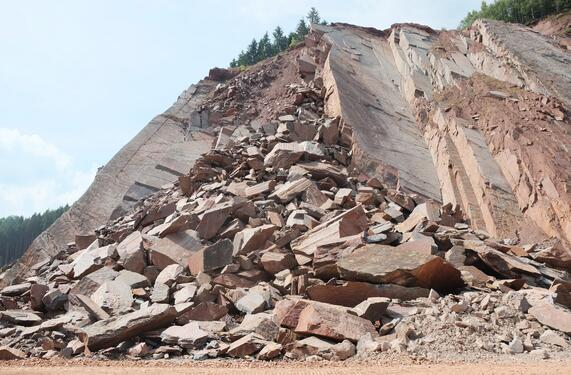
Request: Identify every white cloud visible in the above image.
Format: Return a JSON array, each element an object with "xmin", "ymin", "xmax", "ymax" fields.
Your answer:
[
  {"xmin": 0, "ymin": 128, "xmax": 96, "ymax": 216},
  {"xmin": 0, "ymin": 128, "xmax": 71, "ymax": 170}
]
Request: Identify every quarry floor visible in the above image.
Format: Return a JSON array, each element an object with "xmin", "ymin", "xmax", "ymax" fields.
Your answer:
[{"xmin": 2, "ymin": 359, "xmax": 571, "ymax": 375}]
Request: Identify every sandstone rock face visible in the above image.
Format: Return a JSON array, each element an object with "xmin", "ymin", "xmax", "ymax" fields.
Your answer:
[{"xmin": 3, "ymin": 81, "xmax": 216, "ymax": 286}]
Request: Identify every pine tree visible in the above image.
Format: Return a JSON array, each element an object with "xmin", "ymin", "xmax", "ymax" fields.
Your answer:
[
  {"xmin": 246, "ymin": 39, "xmax": 258, "ymax": 65},
  {"xmin": 258, "ymin": 32, "xmax": 272, "ymax": 59},
  {"xmin": 272, "ymin": 26, "xmax": 289, "ymax": 52},
  {"xmin": 306, "ymin": 7, "xmax": 321, "ymax": 25},
  {"xmin": 295, "ymin": 19, "xmax": 309, "ymax": 40}
]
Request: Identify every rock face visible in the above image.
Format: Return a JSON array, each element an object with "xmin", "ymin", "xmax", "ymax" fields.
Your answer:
[{"xmin": 1, "ymin": 16, "xmax": 571, "ymax": 364}]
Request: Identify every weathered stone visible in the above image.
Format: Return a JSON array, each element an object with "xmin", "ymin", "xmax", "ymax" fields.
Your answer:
[
  {"xmin": 71, "ymin": 252, "xmax": 102, "ymax": 279},
  {"xmin": 264, "ymin": 142, "xmax": 324, "ymax": 169},
  {"xmin": 245, "ymin": 180, "xmax": 276, "ymax": 198},
  {"xmin": 196, "ymin": 203, "xmax": 232, "ymax": 240},
  {"xmin": 395, "ymin": 201, "xmax": 441, "ymax": 233},
  {"xmin": 261, "ymin": 251, "xmax": 297, "ymax": 274},
  {"xmin": 60, "ymin": 339, "xmax": 84, "ymax": 358},
  {"xmin": 291, "ymin": 205, "xmax": 369, "ymax": 265},
  {"xmin": 528, "ymin": 303, "xmax": 571, "ymax": 334},
  {"xmin": 42, "ymin": 289, "xmax": 68, "ymax": 311},
  {"xmin": 173, "ymin": 284, "xmax": 197, "ymax": 305},
  {"xmin": 229, "ymin": 312, "xmax": 279, "ymax": 341},
  {"xmin": 70, "ymin": 267, "xmax": 118, "ymax": 297},
  {"xmin": 551, "ymin": 280, "xmax": 571, "ymax": 310},
  {"xmin": 177, "ymin": 302, "xmax": 228, "ymax": 323},
  {"xmin": 294, "ymin": 302, "xmax": 377, "ymax": 342},
  {"xmin": 128, "ymin": 342, "xmax": 151, "ymax": 357},
  {"xmin": 30, "ymin": 283, "xmax": 49, "ymax": 310},
  {"xmin": 257, "ymin": 342, "xmax": 282, "ymax": 360},
  {"xmin": 337, "ymin": 244, "xmax": 463, "ymax": 291},
  {"xmin": 350, "ymin": 297, "xmax": 390, "ymax": 322},
  {"xmin": 117, "ymin": 231, "xmax": 146, "ymax": 274},
  {"xmin": 91, "ymin": 279, "xmax": 133, "ymax": 315},
  {"xmin": 468, "ymin": 243, "xmax": 541, "ymax": 278},
  {"xmin": 155, "ymin": 264, "xmax": 184, "ymax": 286},
  {"xmin": 0, "ymin": 346, "xmax": 27, "ymax": 360},
  {"xmin": 160, "ymin": 321, "xmax": 209, "ymax": 348},
  {"xmin": 83, "ymin": 304, "xmax": 176, "ymax": 350},
  {"xmin": 0, "ymin": 282, "xmax": 31, "ymax": 296},
  {"xmin": 227, "ymin": 333, "xmax": 267, "ymax": 357},
  {"xmin": 0, "ymin": 309, "xmax": 42, "ymax": 326},
  {"xmin": 151, "ymin": 282, "xmax": 170, "ymax": 303},
  {"xmin": 306, "ymin": 281, "xmax": 428, "ymax": 306},
  {"xmin": 331, "ymin": 339, "xmax": 356, "ymax": 360},
  {"xmin": 269, "ymin": 178, "xmax": 314, "ymax": 203},
  {"xmin": 540, "ymin": 330, "xmax": 568, "ymax": 347},
  {"xmin": 188, "ymin": 239, "xmax": 233, "ymax": 275},
  {"xmin": 116, "ymin": 269, "xmax": 150, "ymax": 288},
  {"xmin": 235, "ymin": 291, "xmax": 267, "ymax": 314},
  {"xmin": 146, "ymin": 230, "xmax": 202, "ymax": 270},
  {"xmin": 233, "ymin": 224, "xmax": 275, "ymax": 255},
  {"xmin": 71, "ymin": 294, "xmax": 110, "ymax": 321}
]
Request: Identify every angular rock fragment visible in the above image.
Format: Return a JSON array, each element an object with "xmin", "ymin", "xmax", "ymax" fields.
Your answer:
[
  {"xmin": 83, "ymin": 304, "xmax": 176, "ymax": 350},
  {"xmin": 260, "ymin": 251, "xmax": 297, "ymax": 274},
  {"xmin": 0, "ymin": 346, "xmax": 27, "ymax": 360},
  {"xmin": 155, "ymin": 264, "xmax": 184, "ymax": 286},
  {"xmin": 227, "ymin": 333, "xmax": 267, "ymax": 357},
  {"xmin": 337, "ymin": 244, "xmax": 463, "ymax": 291},
  {"xmin": 188, "ymin": 239, "xmax": 233, "ymax": 275},
  {"xmin": 117, "ymin": 231, "xmax": 146, "ymax": 274},
  {"xmin": 350, "ymin": 297, "xmax": 390, "ymax": 322},
  {"xmin": 264, "ymin": 142, "xmax": 324, "ymax": 169},
  {"xmin": 145, "ymin": 230, "xmax": 202, "ymax": 269},
  {"xmin": 528, "ymin": 303, "xmax": 571, "ymax": 334},
  {"xmin": 91, "ymin": 279, "xmax": 133, "ymax": 315},
  {"xmin": 233, "ymin": 224, "xmax": 275, "ymax": 255},
  {"xmin": 160, "ymin": 322, "xmax": 209, "ymax": 348},
  {"xmin": 196, "ymin": 203, "xmax": 232, "ymax": 240},
  {"xmin": 0, "ymin": 309, "xmax": 42, "ymax": 326},
  {"xmin": 116, "ymin": 270, "xmax": 150, "ymax": 288}
]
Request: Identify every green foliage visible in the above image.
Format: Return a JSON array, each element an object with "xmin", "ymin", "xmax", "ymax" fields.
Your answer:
[
  {"xmin": 229, "ymin": 7, "xmax": 326, "ymax": 68},
  {"xmin": 0, "ymin": 205, "xmax": 69, "ymax": 266},
  {"xmin": 460, "ymin": 0, "xmax": 571, "ymax": 29}
]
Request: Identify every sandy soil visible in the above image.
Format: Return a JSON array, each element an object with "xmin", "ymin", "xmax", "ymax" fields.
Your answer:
[{"xmin": 2, "ymin": 358, "xmax": 570, "ymax": 375}]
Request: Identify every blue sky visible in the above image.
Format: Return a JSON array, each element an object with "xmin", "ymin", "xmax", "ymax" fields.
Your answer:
[{"xmin": 0, "ymin": 0, "xmax": 480, "ymax": 217}]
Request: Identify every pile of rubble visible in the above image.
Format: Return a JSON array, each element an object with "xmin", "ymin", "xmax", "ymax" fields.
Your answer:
[
  {"xmin": 1, "ymin": 72, "xmax": 570, "ymax": 362},
  {"xmin": 2, "ymin": 19, "xmax": 571, "ymax": 363}
]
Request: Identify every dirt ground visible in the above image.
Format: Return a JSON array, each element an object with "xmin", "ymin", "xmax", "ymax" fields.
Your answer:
[{"xmin": 2, "ymin": 359, "xmax": 571, "ymax": 375}]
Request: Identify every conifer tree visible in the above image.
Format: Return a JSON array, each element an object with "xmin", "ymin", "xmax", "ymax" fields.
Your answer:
[{"xmin": 306, "ymin": 7, "xmax": 321, "ymax": 25}]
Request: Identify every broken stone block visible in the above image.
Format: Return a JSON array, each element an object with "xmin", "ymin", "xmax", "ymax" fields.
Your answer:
[
  {"xmin": 330, "ymin": 339, "xmax": 356, "ymax": 361},
  {"xmin": 145, "ymin": 230, "xmax": 202, "ymax": 270},
  {"xmin": 306, "ymin": 280, "xmax": 428, "ymax": 306},
  {"xmin": 233, "ymin": 224, "xmax": 275, "ymax": 256},
  {"xmin": 177, "ymin": 302, "xmax": 228, "ymax": 323},
  {"xmin": 550, "ymin": 279, "xmax": 571, "ymax": 310},
  {"xmin": 155, "ymin": 264, "xmax": 184, "ymax": 286},
  {"xmin": 350, "ymin": 297, "xmax": 390, "ymax": 322},
  {"xmin": 229, "ymin": 312, "xmax": 279, "ymax": 341},
  {"xmin": 0, "ymin": 282, "xmax": 31, "ymax": 296},
  {"xmin": 337, "ymin": 244, "xmax": 463, "ymax": 291},
  {"xmin": 196, "ymin": 203, "xmax": 232, "ymax": 240},
  {"xmin": 395, "ymin": 201, "xmax": 441, "ymax": 233},
  {"xmin": 60, "ymin": 339, "xmax": 84, "ymax": 358},
  {"xmin": 188, "ymin": 239, "xmax": 233, "ymax": 275},
  {"xmin": 117, "ymin": 231, "xmax": 146, "ymax": 274},
  {"xmin": 116, "ymin": 270, "xmax": 150, "ymax": 289},
  {"xmin": 0, "ymin": 309, "xmax": 42, "ymax": 326},
  {"xmin": 294, "ymin": 301, "xmax": 377, "ymax": 342},
  {"xmin": 540, "ymin": 330, "xmax": 568, "ymax": 347},
  {"xmin": 257, "ymin": 342, "xmax": 282, "ymax": 360},
  {"xmin": 269, "ymin": 177, "xmax": 314, "ymax": 203},
  {"xmin": 264, "ymin": 142, "xmax": 324, "ymax": 169},
  {"xmin": 91, "ymin": 279, "xmax": 133, "ymax": 315},
  {"xmin": 0, "ymin": 346, "xmax": 27, "ymax": 360},
  {"xmin": 71, "ymin": 252, "xmax": 102, "ymax": 279},
  {"xmin": 235, "ymin": 291, "xmax": 267, "ymax": 314},
  {"xmin": 173, "ymin": 284, "xmax": 197, "ymax": 305},
  {"xmin": 245, "ymin": 180, "xmax": 276, "ymax": 198},
  {"xmin": 528, "ymin": 303, "xmax": 571, "ymax": 334},
  {"xmin": 160, "ymin": 321, "xmax": 209, "ymax": 348},
  {"xmin": 290, "ymin": 205, "xmax": 369, "ymax": 265},
  {"xmin": 71, "ymin": 294, "xmax": 110, "ymax": 321},
  {"xmin": 83, "ymin": 304, "xmax": 176, "ymax": 350},
  {"xmin": 128, "ymin": 342, "xmax": 151, "ymax": 357},
  {"xmin": 260, "ymin": 251, "xmax": 297, "ymax": 274},
  {"xmin": 70, "ymin": 266, "xmax": 118, "ymax": 297},
  {"xmin": 42, "ymin": 289, "xmax": 68, "ymax": 311},
  {"xmin": 151, "ymin": 282, "xmax": 170, "ymax": 303},
  {"xmin": 227, "ymin": 333, "xmax": 267, "ymax": 358},
  {"xmin": 30, "ymin": 283, "xmax": 49, "ymax": 310}
]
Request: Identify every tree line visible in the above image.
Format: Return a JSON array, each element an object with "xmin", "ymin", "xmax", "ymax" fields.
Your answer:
[
  {"xmin": 230, "ymin": 7, "xmax": 327, "ymax": 68},
  {"xmin": 0, "ymin": 205, "xmax": 69, "ymax": 267},
  {"xmin": 460, "ymin": 0, "xmax": 571, "ymax": 28}
]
